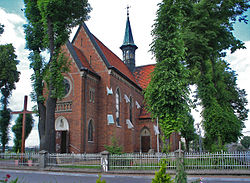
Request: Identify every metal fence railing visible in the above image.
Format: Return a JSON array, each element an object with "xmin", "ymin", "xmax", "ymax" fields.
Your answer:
[
  {"xmin": 0, "ymin": 151, "xmax": 249, "ymax": 172},
  {"xmin": 109, "ymin": 153, "xmax": 176, "ymax": 170},
  {"xmin": 47, "ymin": 153, "xmax": 102, "ymax": 169},
  {"xmin": 0, "ymin": 153, "xmax": 39, "ymax": 167},
  {"xmin": 108, "ymin": 151, "xmax": 250, "ymax": 170},
  {"xmin": 184, "ymin": 151, "xmax": 250, "ymax": 170}
]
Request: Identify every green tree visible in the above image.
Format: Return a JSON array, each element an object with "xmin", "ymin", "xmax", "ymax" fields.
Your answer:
[
  {"xmin": 0, "ymin": 43, "xmax": 20, "ymax": 152},
  {"xmin": 23, "ymin": 0, "xmax": 91, "ymax": 153},
  {"xmin": 12, "ymin": 113, "xmax": 34, "ymax": 153},
  {"xmin": 241, "ymin": 136, "xmax": 250, "ymax": 149},
  {"xmin": 182, "ymin": 0, "xmax": 249, "ymax": 150},
  {"xmin": 180, "ymin": 113, "xmax": 195, "ymax": 152},
  {"xmin": 145, "ymin": 0, "xmax": 190, "ymax": 144}
]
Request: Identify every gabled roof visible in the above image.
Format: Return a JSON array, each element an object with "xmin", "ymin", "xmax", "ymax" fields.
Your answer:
[
  {"xmin": 134, "ymin": 64, "xmax": 155, "ymax": 90},
  {"xmin": 66, "ymin": 41, "xmax": 100, "ymax": 78},
  {"xmin": 93, "ymin": 35, "xmax": 138, "ymax": 85},
  {"xmin": 72, "ymin": 23, "xmax": 141, "ymax": 91}
]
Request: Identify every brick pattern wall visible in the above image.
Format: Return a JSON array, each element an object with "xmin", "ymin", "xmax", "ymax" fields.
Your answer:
[{"xmin": 53, "ymin": 25, "xmax": 177, "ymax": 154}]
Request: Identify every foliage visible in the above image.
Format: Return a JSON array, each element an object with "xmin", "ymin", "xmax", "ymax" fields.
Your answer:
[
  {"xmin": 0, "ymin": 43, "xmax": 20, "ymax": 152},
  {"xmin": 104, "ymin": 136, "xmax": 122, "ymax": 155},
  {"xmin": 175, "ymin": 157, "xmax": 187, "ymax": 183},
  {"xmin": 241, "ymin": 136, "xmax": 250, "ymax": 149},
  {"xmin": 12, "ymin": 114, "xmax": 34, "ymax": 153},
  {"xmin": 181, "ymin": 0, "xmax": 249, "ymax": 150},
  {"xmin": 145, "ymin": 0, "xmax": 190, "ymax": 140},
  {"xmin": 180, "ymin": 113, "xmax": 196, "ymax": 152},
  {"xmin": 152, "ymin": 159, "xmax": 174, "ymax": 183},
  {"xmin": 0, "ymin": 44, "xmax": 20, "ymax": 94},
  {"xmin": 96, "ymin": 175, "xmax": 106, "ymax": 183},
  {"xmin": 23, "ymin": 0, "xmax": 91, "ymax": 153},
  {"xmin": 0, "ymin": 108, "xmax": 11, "ymax": 152}
]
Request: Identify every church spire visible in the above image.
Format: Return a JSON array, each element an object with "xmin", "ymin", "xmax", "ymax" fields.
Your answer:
[{"xmin": 120, "ymin": 6, "xmax": 137, "ymax": 73}]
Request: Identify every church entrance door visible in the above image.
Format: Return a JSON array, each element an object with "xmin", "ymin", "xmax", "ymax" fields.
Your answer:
[
  {"xmin": 140, "ymin": 127, "xmax": 151, "ymax": 153},
  {"xmin": 55, "ymin": 116, "xmax": 69, "ymax": 153},
  {"xmin": 61, "ymin": 131, "xmax": 67, "ymax": 153}
]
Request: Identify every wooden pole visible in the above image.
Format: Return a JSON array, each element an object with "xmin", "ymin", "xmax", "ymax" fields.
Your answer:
[{"xmin": 11, "ymin": 95, "xmax": 34, "ymax": 154}]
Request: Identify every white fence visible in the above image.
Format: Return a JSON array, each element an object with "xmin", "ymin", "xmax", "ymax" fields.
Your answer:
[
  {"xmin": 0, "ymin": 151, "xmax": 249, "ymax": 173},
  {"xmin": 0, "ymin": 153, "xmax": 39, "ymax": 167},
  {"xmin": 184, "ymin": 151, "xmax": 250, "ymax": 170},
  {"xmin": 47, "ymin": 153, "xmax": 101, "ymax": 169}
]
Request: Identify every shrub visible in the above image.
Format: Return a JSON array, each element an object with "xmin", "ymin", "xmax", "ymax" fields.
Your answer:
[
  {"xmin": 175, "ymin": 157, "xmax": 187, "ymax": 183},
  {"xmin": 96, "ymin": 175, "xmax": 106, "ymax": 183},
  {"xmin": 152, "ymin": 159, "xmax": 174, "ymax": 183}
]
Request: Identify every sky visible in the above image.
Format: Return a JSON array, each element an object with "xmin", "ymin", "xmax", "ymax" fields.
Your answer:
[{"xmin": 0, "ymin": 0, "xmax": 249, "ymax": 148}]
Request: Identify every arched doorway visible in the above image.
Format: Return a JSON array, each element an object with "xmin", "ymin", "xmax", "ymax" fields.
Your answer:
[
  {"xmin": 140, "ymin": 127, "xmax": 151, "ymax": 153},
  {"xmin": 55, "ymin": 116, "xmax": 69, "ymax": 153}
]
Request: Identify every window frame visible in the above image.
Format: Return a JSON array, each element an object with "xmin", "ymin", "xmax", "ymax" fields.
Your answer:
[
  {"xmin": 88, "ymin": 120, "xmax": 94, "ymax": 142},
  {"xmin": 115, "ymin": 88, "xmax": 121, "ymax": 127}
]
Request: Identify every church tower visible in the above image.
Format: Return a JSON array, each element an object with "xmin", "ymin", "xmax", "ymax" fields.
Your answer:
[{"xmin": 120, "ymin": 7, "xmax": 138, "ymax": 73}]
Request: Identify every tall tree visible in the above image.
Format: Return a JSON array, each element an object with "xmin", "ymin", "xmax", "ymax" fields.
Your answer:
[
  {"xmin": 12, "ymin": 113, "xmax": 34, "ymax": 153},
  {"xmin": 0, "ymin": 42, "xmax": 20, "ymax": 152},
  {"xmin": 23, "ymin": 0, "xmax": 91, "ymax": 153},
  {"xmin": 182, "ymin": 0, "xmax": 249, "ymax": 150},
  {"xmin": 145, "ymin": 0, "xmax": 190, "ymax": 144}
]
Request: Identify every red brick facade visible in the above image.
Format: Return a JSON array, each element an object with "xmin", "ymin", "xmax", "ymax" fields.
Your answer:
[{"xmin": 53, "ymin": 22, "xmax": 179, "ymax": 154}]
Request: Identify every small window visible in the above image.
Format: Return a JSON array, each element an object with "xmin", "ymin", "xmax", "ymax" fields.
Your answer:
[
  {"xmin": 129, "ymin": 96, "xmax": 133, "ymax": 122},
  {"xmin": 88, "ymin": 120, "xmax": 93, "ymax": 142},
  {"xmin": 89, "ymin": 88, "xmax": 95, "ymax": 103},
  {"xmin": 63, "ymin": 78, "xmax": 71, "ymax": 98},
  {"xmin": 116, "ymin": 89, "xmax": 121, "ymax": 126},
  {"xmin": 126, "ymin": 50, "xmax": 130, "ymax": 60},
  {"xmin": 107, "ymin": 114, "xmax": 114, "ymax": 124}
]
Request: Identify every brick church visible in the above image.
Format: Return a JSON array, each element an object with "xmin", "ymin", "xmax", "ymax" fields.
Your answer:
[{"xmin": 54, "ymin": 13, "xmax": 179, "ymax": 154}]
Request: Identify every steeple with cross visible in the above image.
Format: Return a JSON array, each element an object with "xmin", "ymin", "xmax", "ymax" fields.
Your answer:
[{"xmin": 120, "ymin": 5, "xmax": 138, "ymax": 73}]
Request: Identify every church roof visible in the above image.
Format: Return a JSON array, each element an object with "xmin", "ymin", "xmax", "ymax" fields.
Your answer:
[
  {"xmin": 120, "ymin": 16, "xmax": 137, "ymax": 49},
  {"xmin": 66, "ymin": 41, "xmax": 100, "ymax": 78},
  {"xmin": 134, "ymin": 64, "xmax": 155, "ymax": 90},
  {"xmin": 93, "ymin": 35, "xmax": 138, "ymax": 85},
  {"xmin": 71, "ymin": 23, "xmax": 141, "ymax": 90},
  {"xmin": 71, "ymin": 23, "xmax": 155, "ymax": 91}
]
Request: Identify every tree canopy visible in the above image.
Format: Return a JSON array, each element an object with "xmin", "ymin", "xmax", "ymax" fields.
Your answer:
[
  {"xmin": 0, "ymin": 26, "xmax": 20, "ymax": 152},
  {"xmin": 23, "ymin": 0, "xmax": 91, "ymax": 153},
  {"xmin": 147, "ymin": 0, "xmax": 249, "ymax": 151},
  {"xmin": 12, "ymin": 113, "xmax": 34, "ymax": 153},
  {"xmin": 241, "ymin": 136, "xmax": 250, "ymax": 149}
]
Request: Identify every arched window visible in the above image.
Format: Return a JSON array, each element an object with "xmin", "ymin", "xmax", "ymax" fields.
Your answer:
[
  {"xmin": 88, "ymin": 120, "xmax": 93, "ymax": 142},
  {"xmin": 129, "ymin": 96, "xmax": 133, "ymax": 122},
  {"xmin": 116, "ymin": 88, "xmax": 120, "ymax": 126},
  {"xmin": 126, "ymin": 50, "xmax": 130, "ymax": 59}
]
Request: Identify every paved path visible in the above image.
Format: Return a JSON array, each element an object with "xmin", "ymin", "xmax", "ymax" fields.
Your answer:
[{"xmin": 1, "ymin": 169, "xmax": 250, "ymax": 183}]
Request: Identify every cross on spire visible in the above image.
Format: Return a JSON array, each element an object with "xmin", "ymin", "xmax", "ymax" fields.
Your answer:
[{"xmin": 126, "ymin": 5, "xmax": 131, "ymax": 17}]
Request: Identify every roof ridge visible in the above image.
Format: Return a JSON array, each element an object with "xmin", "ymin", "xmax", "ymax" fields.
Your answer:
[
  {"xmin": 92, "ymin": 34, "xmax": 124, "ymax": 67},
  {"xmin": 135, "ymin": 63, "xmax": 156, "ymax": 68}
]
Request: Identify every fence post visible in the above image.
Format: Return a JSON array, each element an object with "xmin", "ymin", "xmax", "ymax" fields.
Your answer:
[
  {"xmin": 101, "ymin": 151, "xmax": 109, "ymax": 172},
  {"xmin": 39, "ymin": 150, "xmax": 48, "ymax": 169}
]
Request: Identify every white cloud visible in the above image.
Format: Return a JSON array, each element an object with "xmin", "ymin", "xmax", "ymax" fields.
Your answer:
[{"xmin": 0, "ymin": 7, "xmax": 39, "ymax": 147}]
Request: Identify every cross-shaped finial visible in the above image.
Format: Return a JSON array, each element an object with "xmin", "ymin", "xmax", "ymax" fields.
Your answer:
[{"xmin": 126, "ymin": 5, "xmax": 131, "ymax": 17}]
